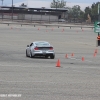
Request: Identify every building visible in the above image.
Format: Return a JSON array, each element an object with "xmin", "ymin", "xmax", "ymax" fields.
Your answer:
[{"xmin": 0, "ymin": 6, "xmax": 68, "ymax": 22}]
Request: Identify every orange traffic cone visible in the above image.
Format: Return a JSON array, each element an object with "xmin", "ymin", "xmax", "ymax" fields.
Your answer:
[
  {"xmin": 56, "ymin": 59, "xmax": 61, "ymax": 67},
  {"xmin": 82, "ymin": 57, "xmax": 84, "ymax": 61},
  {"xmin": 62, "ymin": 28, "xmax": 64, "ymax": 32},
  {"xmin": 38, "ymin": 28, "xmax": 40, "ymax": 30},
  {"xmin": 71, "ymin": 53, "xmax": 74, "ymax": 57},
  {"xmin": 93, "ymin": 53, "xmax": 96, "ymax": 57},
  {"xmin": 65, "ymin": 54, "xmax": 68, "ymax": 58},
  {"xmin": 95, "ymin": 49, "xmax": 97, "ymax": 53}
]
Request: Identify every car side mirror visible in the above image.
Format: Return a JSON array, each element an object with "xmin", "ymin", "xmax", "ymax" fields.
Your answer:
[{"xmin": 27, "ymin": 45, "xmax": 29, "ymax": 47}]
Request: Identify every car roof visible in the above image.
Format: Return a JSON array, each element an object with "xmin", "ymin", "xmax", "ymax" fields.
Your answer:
[{"xmin": 33, "ymin": 41, "xmax": 49, "ymax": 44}]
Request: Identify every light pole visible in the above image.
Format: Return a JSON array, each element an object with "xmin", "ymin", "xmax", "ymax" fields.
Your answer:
[
  {"xmin": 12, "ymin": 0, "xmax": 13, "ymax": 20},
  {"xmin": 98, "ymin": 2, "xmax": 100, "ymax": 36},
  {"xmin": 55, "ymin": 1, "xmax": 58, "ymax": 22},
  {"xmin": 98, "ymin": 2, "xmax": 100, "ymax": 21},
  {"xmin": 0, "ymin": 0, "xmax": 3, "ymax": 6},
  {"xmin": 0, "ymin": 0, "xmax": 4, "ymax": 20},
  {"xmin": 55, "ymin": 2, "xmax": 57, "ymax": 10}
]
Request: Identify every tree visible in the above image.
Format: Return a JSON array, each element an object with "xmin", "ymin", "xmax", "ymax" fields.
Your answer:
[
  {"xmin": 84, "ymin": 2, "xmax": 100, "ymax": 22},
  {"xmin": 50, "ymin": 0, "xmax": 66, "ymax": 8},
  {"xmin": 19, "ymin": 3, "xmax": 27, "ymax": 7},
  {"xmin": 91, "ymin": 2, "xmax": 99, "ymax": 21},
  {"xmin": 66, "ymin": 5, "xmax": 85, "ymax": 22},
  {"xmin": 84, "ymin": 6, "xmax": 91, "ymax": 20},
  {"xmin": 66, "ymin": 7, "xmax": 73, "ymax": 20},
  {"xmin": 72, "ymin": 5, "xmax": 81, "ymax": 18},
  {"xmin": 79, "ymin": 11, "xmax": 84, "ymax": 19}
]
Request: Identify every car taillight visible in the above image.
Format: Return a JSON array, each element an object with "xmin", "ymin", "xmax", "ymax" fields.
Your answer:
[
  {"xmin": 50, "ymin": 47, "xmax": 53, "ymax": 50},
  {"xmin": 34, "ymin": 47, "xmax": 38, "ymax": 50}
]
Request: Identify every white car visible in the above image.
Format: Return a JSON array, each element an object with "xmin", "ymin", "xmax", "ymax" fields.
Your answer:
[
  {"xmin": 26, "ymin": 41, "xmax": 55, "ymax": 59},
  {"xmin": 58, "ymin": 19, "xmax": 66, "ymax": 22}
]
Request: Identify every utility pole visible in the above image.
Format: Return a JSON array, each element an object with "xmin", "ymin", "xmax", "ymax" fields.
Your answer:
[
  {"xmin": 98, "ymin": 3, "xmax": 100, "ymax": 36},
  {"xmin": 94, "ymin": 2, "xmax": 100, "ymax": 47},
  {"xmin": 55, "ymin": 1, "xmax": 58, "ymax": 22},
  {"xmin": 1, "ymin": 0, "xmax": 3, "ymax": 6},
  {"xmin": 98, "ymin": 2, "xmax": 100, "ymax": 21},
  {"xmin": 12, "ymin": 0, "xmax": 13, "ymax": 21},
  {"xmin": 55, "ymin": 2, "xmax": 57, "ymax": 10},
  {"xmin": 0, "ymin": 0, "xmax": 3, "ymax": 6},
  {"xmin": 0, "ymin": 0, "xmax": 3, "ymax": 20}
]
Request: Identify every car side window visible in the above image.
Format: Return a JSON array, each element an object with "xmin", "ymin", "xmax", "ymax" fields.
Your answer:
[{"xmin": 30, "ymin": 43, "xmax": 33, "ymax": 47}]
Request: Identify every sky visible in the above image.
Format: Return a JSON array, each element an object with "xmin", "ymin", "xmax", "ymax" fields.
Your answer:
[{"xmin": 0, "ymin": 0, "xmax": 100, "ymax": 10}]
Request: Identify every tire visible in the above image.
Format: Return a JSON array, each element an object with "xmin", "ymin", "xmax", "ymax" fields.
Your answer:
[
  {"xmin": 26, "ymin": 50, "xmax": 28, "ymax": 57},
  {"xmin": 45, "ymin": 55, "xmax": 48, "ymax": 59},
  {"xmin": 29, "ymin": 51, "xmax": 33, "ymax": 58},
  {"xmin": 50, "ymin": 55, "xmax": 55, "ymax": 59}
]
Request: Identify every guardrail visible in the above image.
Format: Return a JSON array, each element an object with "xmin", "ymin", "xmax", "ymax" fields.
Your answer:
[{"xmin": 0, "ymin": 22, "xmax": 94, "ymax": 29}]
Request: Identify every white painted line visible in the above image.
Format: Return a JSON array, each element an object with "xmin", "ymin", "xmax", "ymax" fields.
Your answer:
[
  {"xmin": 0, "ymin": 64, "xmax": 21, "ymax": 67},
  {"xmin": 68, "ymin": 57, "xmax": 93, "ymax": 62},
  {"xmin": 0, "ymin": 64, "xmax": 52, "ymax": 68},
  {"xmin": 0, "ymin": 64, "xmax": 37, "ymax": 68},
  {"xmin": 0, "ymin": 80, "xmax": 59, "ymax": 84}
]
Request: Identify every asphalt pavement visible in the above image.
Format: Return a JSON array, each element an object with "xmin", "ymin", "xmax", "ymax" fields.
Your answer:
[{"xmin": 0, "ymin": 24, "xmax": 100, "ymax": 100}]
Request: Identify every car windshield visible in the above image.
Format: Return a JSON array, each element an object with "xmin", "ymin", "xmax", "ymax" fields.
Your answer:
[{"xmin": 35, "ymin": 42, "xmax": 50, "ymax": 46}]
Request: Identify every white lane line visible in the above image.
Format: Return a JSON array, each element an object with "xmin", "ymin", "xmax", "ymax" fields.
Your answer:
[
  {"xmin": 0, "ymin": 64, "xmax": 36, "ymax": 68},
  {"xmin": 0, "ymin": 64, "xmax": 53, "ymax": 68},
  {"xmin": 0, "ymin": 80, "xmax": 58, "ymax": 83},
  {"xmin": 0, "ymin": 64, "xmax": 21, "ymax": 67},
  {"xmin": 68, "ymin": 57, "xmax": 93, "ymax": 62}
]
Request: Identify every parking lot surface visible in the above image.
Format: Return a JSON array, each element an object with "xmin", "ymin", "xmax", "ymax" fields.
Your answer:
[{"xmin": 0, "ymin": 24, "xmax": 100, "ymax": 100}]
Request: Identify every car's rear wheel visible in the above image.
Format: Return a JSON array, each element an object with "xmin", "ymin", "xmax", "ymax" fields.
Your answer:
[
  {"xmin": 29, "ymin": 51, "xmax": 33, "ymax": 58},
  {"xmin": 50, "ymin": 55, "xmax": 55, "ymax": 59},
  {"xmin": 45, "ymin": 55, "xmax": 48, "ymax": 59},
  {"xmin": 26, "ymin": 50, "xmax": 28, "ymax": 57}
]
